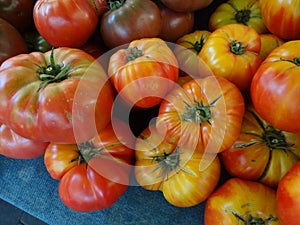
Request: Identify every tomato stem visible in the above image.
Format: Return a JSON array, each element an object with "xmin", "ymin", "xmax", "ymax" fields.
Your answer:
[
  {"xmin": 126, "ymin": 47, "xmax": 143, "ymax": 62},
  {"xmin": 235, "ymin": 9, "xmax": 251, "ymax": 24},
  {"xmin": 108, "ymin": 0, "xmax": 124, "ymax": 10},
  {"xmin": 280, "ymin": 57, "xmax": 300, "ymax": 66},
  {"xmin": 183, "ymin": 35, "xmax": 208, "ymax": 55},
  {"xmin": 230, "ymin": 40, "xmax": 247, "ymax": 55},
  {"xmin": 227, "ymin": 209, "xmax": 278, "ymax": 225}
]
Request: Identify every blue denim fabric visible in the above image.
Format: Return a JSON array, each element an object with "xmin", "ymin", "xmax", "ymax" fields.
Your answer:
[{"xmin": 0, "ymin": 155, "xmax": 206, "ymax": 225}]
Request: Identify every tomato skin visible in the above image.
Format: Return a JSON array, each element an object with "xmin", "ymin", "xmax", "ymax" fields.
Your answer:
[
  {"xmin": 220, "ymin": 104, "xmax": 300, "ymax": 187},
  {"xmin": 260, "ymin": 0, "xmax": 300, "ymax": 40},
  {"xmin": 33, "ymin": 0, "xmax": 98, "ymax": 47},
  {"xmin": 108, "ymin": 38, "xmax": 178, "ymax": 109},
  {"xmin": 200, "ymin": 23, "xmax": 261, "ymax": 91},
  {"xmin": 0, "ymin": 47, "xmax": 114, "ymax": 143},
  {"xmin": 44, "ymin": 120, "xmax": 135, "ymax": 212},
  {"xmin": 134, "ymin": 125, "xmax": 221, "ymax": 207},
  {"xmin": 205, "ymin": 178, "xmax": 279, "ymax": 225},
  {"xmin": 0, "ymin": 122, "xmax": 48, "ymax": 159},
  {"xmin": 251, "ymin": 40, "xmax": 300, "ymax": 133},
  {"xmin": 259, "ymin": 33, "xmax": 284, "ymax": 60},
  {"xmin": 0, "ymin": 18, "xmax": 27, "ymax": 65},
  {"xmin": 100, "ymin": 0, "xmax": 162, "ymax": 49},
  {"xmin": 156, "ymin": 76, "xmax": 245, "ymax": 154},
  {"xmin": 208, "ymin": 0, "xmax": 268, "ymax": 34},
  {"xmin": 160, "ymin": 0, "xmax": 213, "ymax": 12},
  {"xmin": 276, "ymin": 162, "xmax": 300, "ymax": 225}
]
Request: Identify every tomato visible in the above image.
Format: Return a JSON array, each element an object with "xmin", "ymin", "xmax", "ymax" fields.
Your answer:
[
  {"xmin": 160, "ymin": 0, "xmax": 213, "ymax": 12},
  {"xmin": 276, "ymin": 162, "xmax": 300, "ymax": 225},
  {"xmin": 0, "ymin": 18, "xmax": 27, "ymax": 65},
  {"xmin": 200, "ymin": 23, "xmax": 262, "ymax": 91},
  {"xmin": 93, "ymin": 0, "xmax": 108, "ymax": 16},
  {"xmin": 259, "ymin": 33, "xmax": 284, "ymax": 60},
  {"xmin": 205, "ymin": 178, "xmax": 279, "ymax": 225},
  {"xmin": 0, "ymin": 47, "xmax": 114, "ymax": 143},
  {"xmin": 44, "ymin": 120, "xmax": 135, "ymax": 212},
  {"xmin": 0, "ymin": 122, "xmax": 48, "ymax": 159},
  {"xmin": 174, "ymin": 30, "xmax": 212, "ymax": 77},
  {"xmin": 220, "ymin": 104, "xmax": 300, "ymax": 187},
  {"xmin": 108, "ymin": 38, "xmax": 178, "ymax": 109},
  {"xmin": 260, "ymin": 0, "xmax": 300, "ymax": 40},
  {"xmin": 156, "ymin": 76, "xmax": 245, "ymax": 154},
  {"xmin": 23, "ymin": 30, "xmax": 52, "ymax": 53},
  {"xmin": 33, "ymin": 0, "xmax": 98, "ymax": 47},
  {"xmin": 100, "ymin": 0, "xmax": 162, "ymax": 49},
  {"xmin": 134, "ymin": 124, "xmax": 221, "ymax": 207},
  {"xmin": 157, "ymin": 4, "xmax": 194, "ymax": 43},
  {"xmin": 0, "ymin": 0, "xmax": 34, "ymax": 32},
  {"xmin": 251, "ymin": 40, "xmax": 300, "ymax": 133},
  {"xmin": 208, "ymin": 0, "xmax": 268, "ymax": 34}
]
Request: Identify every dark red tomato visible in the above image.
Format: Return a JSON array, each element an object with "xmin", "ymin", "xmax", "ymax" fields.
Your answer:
[
  {"xmin": 160, "ymin": 0, "xmax": 213, "ymax": 12},
  {"xmin": 158, "ymin": 4, "xmax": 194, "ymax": 42},
  {"xmin": 0, "ymin": 18, "xmax": 27, "ymax": 65},
  {"xmin": 93, "ymin": 0, "xmax": 108, "ymax": 15},
  {"xmin": 0, "ymin": 0, "xmax": 34, "ymax": 32},
  {"xmin": 100, "ymin": 0, "xmax": 162, "ymax": 49},
  {"xmin": 0, "ymin": 122, "xmax": 48, "ymax": 159},
  {"xmin": 33, "ymin": 0, "xmax": 99, "ymax": 47}
]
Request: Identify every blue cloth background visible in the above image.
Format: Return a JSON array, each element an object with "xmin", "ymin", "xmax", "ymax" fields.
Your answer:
[{"xmin": 0, "ymin": 154, "xmax": 218, "ymax": 225}]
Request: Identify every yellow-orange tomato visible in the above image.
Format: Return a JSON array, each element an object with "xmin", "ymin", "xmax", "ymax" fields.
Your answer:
[{"xmin": 259, "ymin": 33, "xmax": 285, "ymax": 60}]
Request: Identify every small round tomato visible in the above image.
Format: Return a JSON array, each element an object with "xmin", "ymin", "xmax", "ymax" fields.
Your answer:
[
  {"xmin": 200, "ymin": 23, "xmax": 262, "ymax": 91},
  {"xmin": 33, "ymin": 0, "xmax": 98, "ymax": 47},
  {"xmin": 205, "ymin": 178, "xmax": 279, "ymax": 225},
  {"xmin": 134, "ymin": 124, "xmax": 221, "ymax": 207},
  {"xmin": 259, "ymin": 33, "xmax": 285, "ymax": 60},
  {"xmin": 251, "ymin": 40, "xmax": 300, "ymax": 133},
  {"xmin": 277, "ymin": 162, "xmax": 300, "ymax": 225}
]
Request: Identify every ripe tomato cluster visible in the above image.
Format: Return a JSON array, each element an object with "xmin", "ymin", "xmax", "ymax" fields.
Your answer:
[{"xmin": 1, "ymin": 0, "xmax": 300, "ymax": 223}]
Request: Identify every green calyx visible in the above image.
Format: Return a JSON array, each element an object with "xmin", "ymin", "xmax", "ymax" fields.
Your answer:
[
  {"xmin": 229, "ymin": 210, "xmax": 278, "ymax": 225},
  {"xmin": 108, "ymin": 0, "xmax": 125, "ymax": 10},
  {"xmin": 280, "ymin": 57, "xmax": 300, "ymax": 66},
  {"xmin": 230, "ymin": 40, "xmax": 247, "ymax": 55},
  {"xmin": 36, "ymin": 48, "xmax": 72, "ymax": 91},
  {"xmin": 235, "ymin": 9, "xmax": 251, "ymax": 24},
  {"xmin": 182, "ymin": 35, "xmax": 208, "ymax": 55},
  {"xmin": 126, "ymin": 46, "xmax": 143, "ymax": 62}
]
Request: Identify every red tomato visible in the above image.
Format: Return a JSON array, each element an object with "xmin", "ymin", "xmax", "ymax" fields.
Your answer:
[
  {"xmin": 33, "ymin": 0, "xmax": 98, "ymax": 47},
  {"xmin": 134, "ymin": 124, "xmax": 221, "ymax": 207},
  {"xmin": 156, "ymin": 76, "xmax": 245, "ymax": 154},
  {"xmin": 108, "ymin": 38, "xmax": 179, "ymax": 109},
  {"xmin": 277, "ymin": 162, "xmax": 300, "ymax": 225},
  {"xmin": 160, "ymin": 0, "xmax": 213, "ymax": 12},
  {"xmin": 0, "ymin": 122, "xmax": 48, "ymax": 159},
  {"xmin": 93, "ymin": 0, "xmax": 108, "ymax": 16},
  {"xmin": 0, "ymin": 18, "xmax": 27, "ymax": 65},
  {"xmin": 100, "ymin": 0, "xmax": 162, "ymax": 49},
  {"xmin": 0, "ymin": 47, "xmax": 114, "ymax": 143},
  {"xmin": 260, "ymin": 0, "xmax": 300, "ymax": 40},
  {"xmin": 220, "ymin": 104, "xmax": 300, "ymax": 187},
  {"xmin": 251, "ymin": 40, "xmax": 300, "ymax": 133},
  {"xmin": 205, "ymin": 178, "xmax": 279, "ymax": 224},
  {"xmin": 200, "ymin": 23, "xmax": 262, "ymax": 91},
  {"xmin": 44, "ymin": 120, "xmax": 135, "ymax": 212}
]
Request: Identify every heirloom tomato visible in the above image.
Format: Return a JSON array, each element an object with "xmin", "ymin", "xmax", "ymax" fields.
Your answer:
[
  {"xmin": 259, "ymin": 33, "xmax": 284, "ymax": 60},
  {"xmin": 208, "ymin": 0, "xmax": 268, "ymax": 34},
  {"xmin": 174, "ymin": 30, "xmax": 212, "ymax": 77},
  {"xmin": 160, "ymin": 0, "xmax": 213, "ymax": 12},
  {"xmin": 205, "ymin": 178, "xmax": 279, "ymax": 225},
  {"xmin": 0, "ymin": 18, "xmax": 27, "ymax": 65},
  {"xmin": 108, "ymin": 38, "xmax": 178, "ymax": 109},
  {"xmin": 134, "ymin": 124, "xmax": 221, "ymax": 207},
  {"xmin": 200, "ymin": 23, "xmax": 261, "ymax": 91},
  {"xmin": 0, "ymin": 122, "xmax": 48, "ymax": 159},
  {"xmin": 251, "ymin": 40, "xmax": 300, "ymax": 133},
  {"xmin": 260, "ymin": 0, "xmax": 300, "ymax": 40},
  {"xmin": 221, "ymin": 104, "xmax": 300, "ymax": 187},
  {"xmin": 33, "ymin": 0, "xmax": 98, "ymax": 47},
  {"xmin": 44, "ymin": 120, "xmax": 135, "ymax": 212},
  {"xmin": 0, "ymin": 47, "xmax": 114, "ymax": 143},
  {"xmin": 100, "ymin": 0, "xmax": 162, "ymax": 49},
  {"xmin": 156, "ymin": 76, "xmax": 245, "ymax": 154},
  {"xmin": 276, "ymin": 162, "xmax": 300, "ymax": 225}
]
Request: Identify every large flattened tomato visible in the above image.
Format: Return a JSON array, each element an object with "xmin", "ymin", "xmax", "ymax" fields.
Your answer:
[
  {"xmin": 33, "ymin": 0, "xmax": 98, "ymax": 47},
  {"xmin": 100, "ymin": 0, "xmax": 162, "ymax": 49},
  {"xmin": 220, "ymin": 104, "xmax": 300, "ymax": 187},
  {"xmin": 276, "ymin": 162, "xmax": 300, "ymax": 225},
  {"xmin": 205, "ymin": 178, "xmax": 279, "ymax": 225},
  {"xmin": 44, "ymin": 120, "xmax": 135, "ymax": 212},
  {"xmin": 251, "ymin": 40, "xmax": 300, "ymax": 133},
  {"xmin": 260, "ymin": 0, "xmax": 300, "ymax": 40},
  {"xmin": 160, "ymin": 0, "xmax": 213, "ymax": 12},
  {"xmin": 0, "ymin": 47, "xmax": 114, "ymax": 144},
  {"xmin": 200, "ymin": 23, "xmax": 262, "ymax": 91},
  {"xmin": 156, "ymin": 76, "xmax": 245, "ymax": 154},
  {"xmin": 108, "ymin": 38, "xmax": 178, "ymax": 109},
  {"xmin": 208, "ymin": 0, "xmax": 268, "ymax": 34},
  {"xmin": 134, "ymin": 124, "xmax": 221, "ymax": 207}
]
